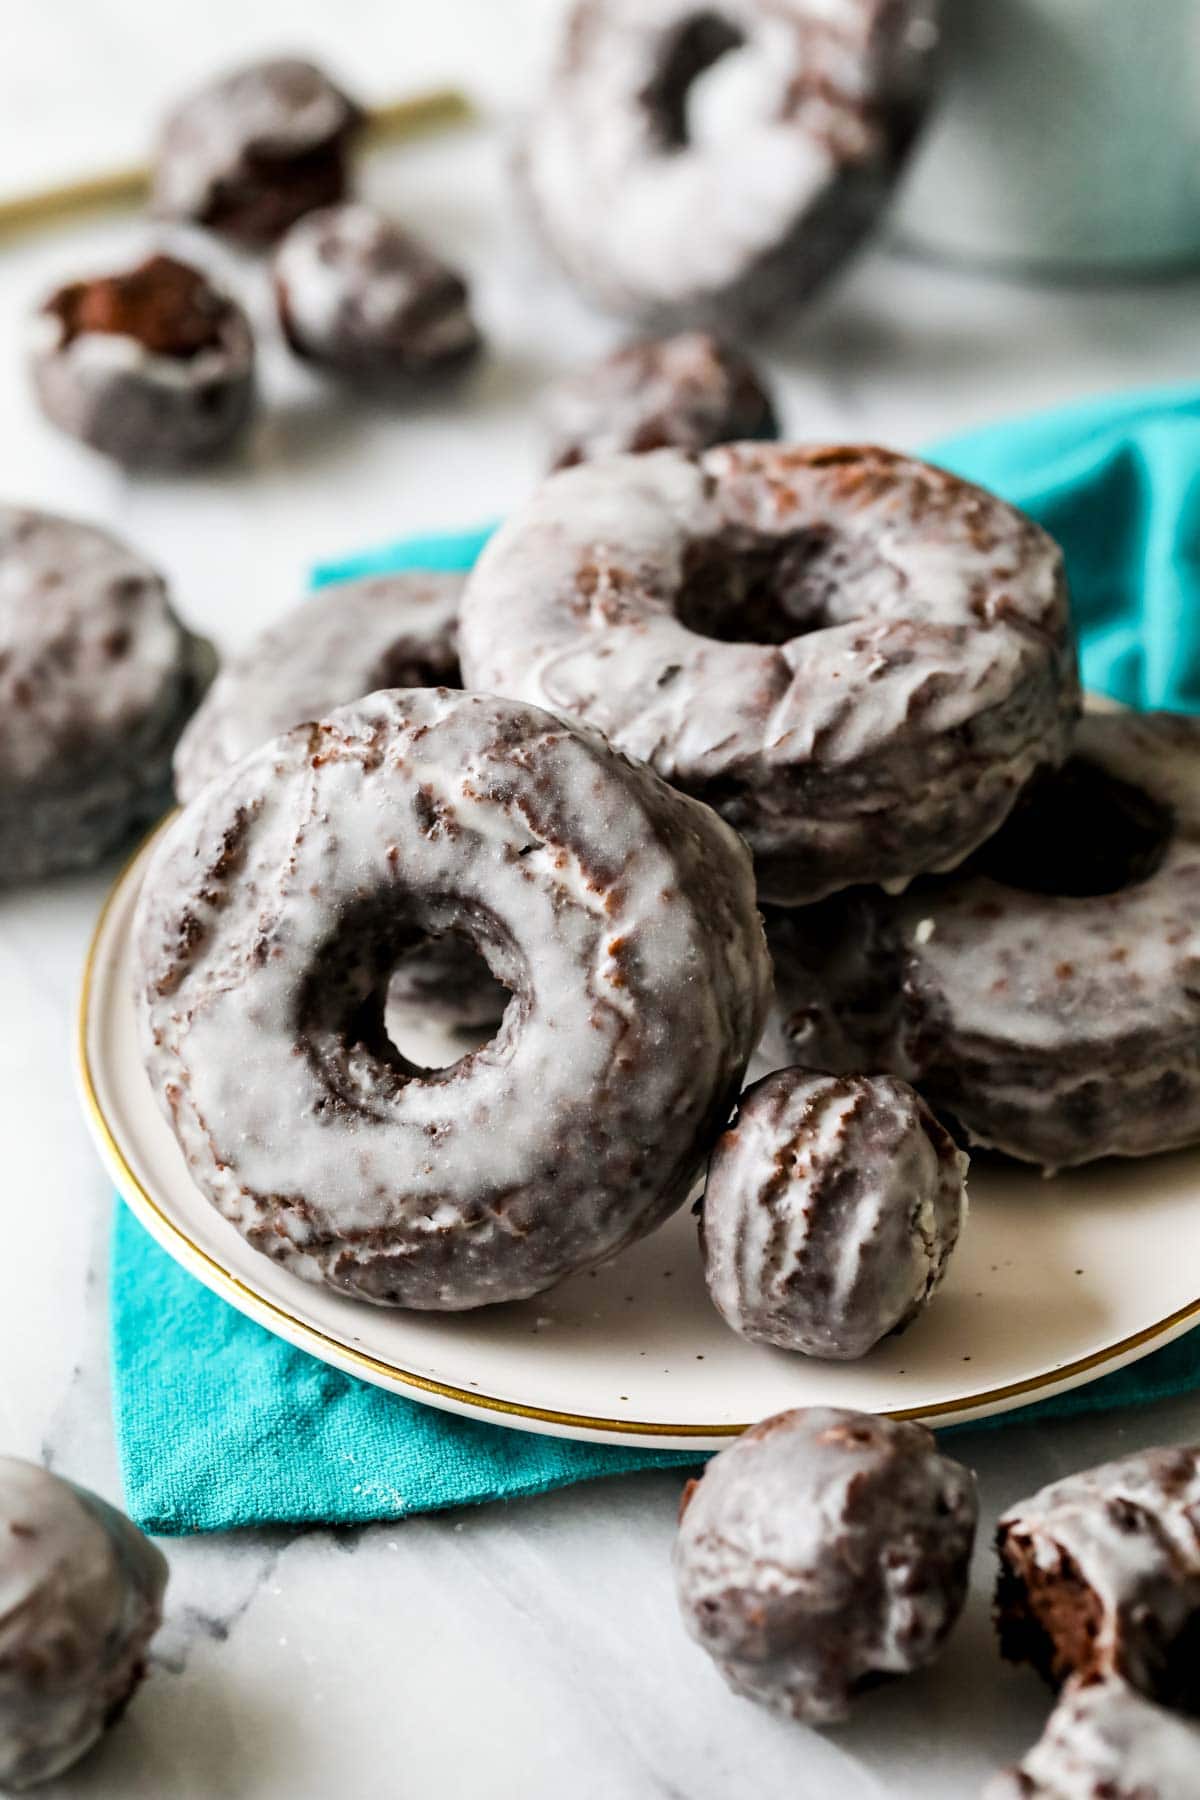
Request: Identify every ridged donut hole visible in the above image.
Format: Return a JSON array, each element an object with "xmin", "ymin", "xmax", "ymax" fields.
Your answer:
[
  {"xmin": 970, "ymin": 756, "xmax": 1174, "ymax": 898},
  {"xmin": 638, "ymin": 11, "xmax": 746, "ymax": 152},
  {"xmin": 298, "ymin": 898, "xmax": 517, "ymax": 1089},
  {"xmin": 675, "ymin": 525, "xmax": 890, "ymax": 646}
]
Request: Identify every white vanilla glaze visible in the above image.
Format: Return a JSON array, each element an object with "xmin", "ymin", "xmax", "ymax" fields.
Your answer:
[
  {"xmin": 137, "ymin": 689, "xmax": 770, "ymax": 1309},
  {"xmin": 174, "ymin": 571, "xmax": 463, "ymax": 800},
  {"xmin": 459, "ymin": 442, "xmax": 1077, "ymax": 901},
  {"xmin": 519, "ymin": 0, "xmax": 940, "ymax": 323},
  {"xmin": 152, "ymin": 57, "xmax": 358, "ymax": 222},
  {"xmin": 985, "ymin": 1677, "xmax": 1200, "ymax": 1800},
  {"xmin": 674, "ymin": 1407, "xmax": 977, "ymax": 1723},
  {"xmin": 999, "ymin": 1443, "xmax": 1200, "ymax": 1701},
  {"xmin": 702, "ymin": 1069, "xmax": 966, "ymax": 1359},
  {"xmin": 0, "ymin": 1458, "xmax": 167, "ymax": 1792}
]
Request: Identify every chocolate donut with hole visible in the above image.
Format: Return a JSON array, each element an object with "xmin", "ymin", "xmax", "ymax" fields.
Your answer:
[
  {"xmin": 985, "ymin": 1676, "xmax": 1200, "ymax": 1800},
  {"xmin": 545, "ymin": 331, "xmax": 777, "ymax": 470},
  {"xmin": 996, "ymin": 1444, "xmax": 1200, "ymax": 1714},
  {"xmin": 174, "ymin": 571, "xmax": 508, "ymax": 1032},
  {"xmin": 136, "ymin": 689, "xmax": 770, "ymax": 1309},
  {"xmin": 0, "ymin": 507, "xmax": 213, "ymax": 884},
  {"xmin": 0, "ymin": 1458, "xmax": 167, "ymax": 1791},
  {"xmin": 701, "ymin": 1068, "xmax": 966, "ymax": 1359},
  {"xmin": 674, "ymin": 1406, "xmax": 977, "ymax": 1722},
  {"xmin": 152, "ymin": 57, "xmax": 362, "ymax": 247},
  {"xmin": 518, "ymin": 0, "xmax": 941, "ymax": 327},
  {"xmin": 459, "ymin": 443, "xmax": 1078, "ymax": 904},
  {"xmin": 30, "ymin": 255, "xmax": 256, "ymax": 468},
  {"xmin": 763, "ymin": 712, "xmax": 1200, "ymax": 1168}
]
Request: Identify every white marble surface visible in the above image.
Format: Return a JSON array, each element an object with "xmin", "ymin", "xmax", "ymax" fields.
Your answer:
[{"xmin": 4, "ymin": 4, "xmax": 1200, "ymax": 1795}]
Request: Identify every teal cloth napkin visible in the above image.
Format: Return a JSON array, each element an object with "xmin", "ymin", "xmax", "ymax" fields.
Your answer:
[{"xmin": 113, "ymin": 380, "xmax": 1200, "ymax": 1534}]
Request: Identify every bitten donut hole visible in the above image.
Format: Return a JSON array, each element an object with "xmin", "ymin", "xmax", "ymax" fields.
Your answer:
[
  {"xmin": 48, "ymin": 255, "xmax": 226, "ymax": 358},
  {"xmin": 971, "ymin": 756, "xmax": 1174, "ymax": 898},
  {"xmin": 676, "ymin": 526, "xmax": 890, "ymax": 645},
  {"xmin": 640, "ymin": 12, "xmax": 747, "ymax": 152}
]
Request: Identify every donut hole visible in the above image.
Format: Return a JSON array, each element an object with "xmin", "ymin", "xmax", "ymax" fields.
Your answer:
[
  {"xmin": 675, "ymin": 527, "xmax": 892, "ymax": 645},
  {"xmin": 970, "ymin": 757, "xmax": 1174, "ymax": 897},
  {"xmin": 298, "ymin": 897, "xmax": 518, "ymax": 1095},
  {"xmin": 640, "ymin": 12, "xmax": 748, "ymax": 152},
  {"xmin": 384, "ymin": 931, "xmax": 513, "ymax": 1067}
]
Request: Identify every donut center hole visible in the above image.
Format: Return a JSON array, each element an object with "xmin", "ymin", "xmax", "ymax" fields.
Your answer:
[
  {"xmin": 641, "ymin": 12, "xmax": 751, "ymax": 151},
  {"xmin": 299, "ymin": 901, "xmax": 516, "ymax": 1094},
  {"xmin": 383, "ymin": 931, "xmax": 512, "ymax": 1070},
  {"xmin": 970, "ymin": 756, "xmax": 1174, "ymax": 897},
  {"xmin": 676, "ymin": 527, "xmax": 888, "ymax": 645}
]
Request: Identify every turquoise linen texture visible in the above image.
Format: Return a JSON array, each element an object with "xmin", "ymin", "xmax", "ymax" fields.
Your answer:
[{"xmin": 113, "ymin": 381, "xmax": 1200, "ymax": 1533}]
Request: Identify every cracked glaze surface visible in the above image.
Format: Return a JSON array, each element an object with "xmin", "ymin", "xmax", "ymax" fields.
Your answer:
[
  {"xmin": 136, "ymin": 688, "xmax": 770, "ymax": 1309},
  {"xmin": 460, "ymin": 443, "xmax": 1078, "ymax": 902}
]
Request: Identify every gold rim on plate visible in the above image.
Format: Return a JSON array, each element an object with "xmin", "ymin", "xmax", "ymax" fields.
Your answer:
[{"xmin": 77, "ymin": 823, "xmax": 1200, "ymax": 1442}]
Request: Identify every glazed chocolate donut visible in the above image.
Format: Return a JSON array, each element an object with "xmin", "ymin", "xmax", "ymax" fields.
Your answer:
[
  {"xmin": 152, "ymin": 57, "xmax": 362, "ymax": 247},
  {"xmin": 0, "ymin": 1457, "xmax": 167, "ymax": 1791},
  {"xmin": 30, "ymin": 255, "xmax": 256, "ymax": 468},
  {"xmin": 0, "ymin": 507, "xmax": 213, "ymax": 884},
  {"xmin": 674, "ymin": 1407, "xmax": 977, "ymax": 1722},
  {"xmin": 996, "ymin": 1443, "xmax": 1200, "ymax": 1712},
  {"xmin": 174, "ymin": 571, "xmax": 463, "ymax": 800},
  {"xmin": 701, "ymin": 1068, "xmax": 966, "ymax": 1359},
  {"xmin": 174, "ymin": 570, "xmax": 506, "ymax": 1031},
  {"xmin": 136, "ymin": 689, "xmax": 769, "ymax": 1309},
  {"xmin": 273, "ymin": 205, "xmax": 482, "ymax": 390},
  {"xmin": 763, "ymin": 713, "xmax": 1200, "ymax": 1167},
  {"xmin": 986, "ymin": 1677, "xmax": 1200, "ymax": 1800},
  {"xmin": 545, "ymin": 332, "xmax": 777, "ymax": 470},
  {"xmin": 518, "ymin": 0, "xmax": 941, "ymax": 328},
  {"xmin": 460, "ymin": 443, "xmax": 1078, "ymax": 903}
]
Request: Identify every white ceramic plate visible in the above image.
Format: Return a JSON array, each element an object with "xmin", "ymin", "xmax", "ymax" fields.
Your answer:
[{"xmin": 78, "ymin": 827, "xmax": 1200, "ymax": 1450}]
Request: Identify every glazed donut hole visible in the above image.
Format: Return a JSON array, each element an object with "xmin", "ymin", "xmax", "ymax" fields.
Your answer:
[
  {"xmin": 674, "ymin": 521, "xmax": 902, "ymax": 646},
  {"xmin": 298, "ymin": 894, "xmax": 520, "ymax": 1086},
  {"xmin": 968, "ymin": 754, "xmax": 1174, "ymax": 898}
]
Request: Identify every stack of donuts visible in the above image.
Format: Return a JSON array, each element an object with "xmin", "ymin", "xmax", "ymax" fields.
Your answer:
[
  {"xmin": 5, "ymin": 5, "xmax": 1200, "ymax": 1793},
  {"xmin": 4, "ymin": 0, "xmax": 1196, "ymax": 1364},
  {"xmin": 123, "ymin": 426, "xmax": 1200, "ymax": 1377}
]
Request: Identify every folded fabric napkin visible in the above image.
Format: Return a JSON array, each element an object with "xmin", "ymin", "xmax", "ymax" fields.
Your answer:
[{"xmin": 113, "ymin": 379, "xmax": 1200, "ymax": 1533}]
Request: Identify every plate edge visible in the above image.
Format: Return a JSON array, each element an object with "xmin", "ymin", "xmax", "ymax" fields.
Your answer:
[{"xmin": 76, "ymin": 824, "xmax": 1200, "ymax": 1445}]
